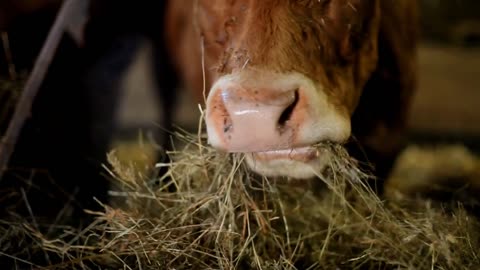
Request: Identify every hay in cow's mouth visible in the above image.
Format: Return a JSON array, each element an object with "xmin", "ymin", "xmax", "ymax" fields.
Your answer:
[
  {"xmin": 1, "ymin": 121, "xmax": 480, "ymax": 269},
  {"xmin": 250, "ymin": 146, "xmax": 324, "ymax": 162},
  {"xmin": 244, "ymin": 142, "xmax": 343, "ymax": 179}
]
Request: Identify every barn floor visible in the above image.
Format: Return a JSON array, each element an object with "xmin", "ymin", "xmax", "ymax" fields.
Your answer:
[{"xmin": 3, "ymin": 128, "xmax": 479, "ymax": 269}]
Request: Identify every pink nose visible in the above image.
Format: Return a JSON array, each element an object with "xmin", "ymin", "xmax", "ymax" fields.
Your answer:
[{"xmin": 206, "ymin": 85, "xmax": 303, "ymax": 152}]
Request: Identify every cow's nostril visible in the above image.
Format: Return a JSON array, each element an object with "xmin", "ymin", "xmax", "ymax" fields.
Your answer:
[{"xmin": 277, "ymin": 89, "xmax": 299, "ymax": 128}]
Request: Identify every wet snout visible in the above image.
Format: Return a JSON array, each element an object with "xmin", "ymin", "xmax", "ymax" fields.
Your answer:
[
  {"xmin": 205, "ymin": 71, "xmax": 351, "ymax": 155},
  {"xmin": 207, "ymin": 84, "xmax": 300, "ymax": 152}
]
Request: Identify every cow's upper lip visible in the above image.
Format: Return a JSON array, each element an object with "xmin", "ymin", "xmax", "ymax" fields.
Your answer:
[{"xmin": 249, "ymin": 146, "xmax": 321, "ymax": 162}]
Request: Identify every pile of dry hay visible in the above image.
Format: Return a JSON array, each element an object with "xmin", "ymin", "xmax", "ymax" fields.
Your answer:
[{"xmin": 1, "ymin": 127, "xmax": 480, "ymax": 269}]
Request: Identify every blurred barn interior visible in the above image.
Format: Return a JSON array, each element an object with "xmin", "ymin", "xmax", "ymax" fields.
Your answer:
[{"xmin": 0, "ymin": 1, "xmax": 480, "ymax": 268}]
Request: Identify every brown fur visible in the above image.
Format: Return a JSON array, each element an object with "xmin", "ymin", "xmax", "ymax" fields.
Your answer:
[{"xmin": 165, "ymin": 0, "xmax": 419, "ymax": 180}]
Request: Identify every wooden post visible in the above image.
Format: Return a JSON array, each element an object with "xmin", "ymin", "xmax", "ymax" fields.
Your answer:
[{"xmin": 0, "ymin": 0, "xmax": 87, "ymax": 179}]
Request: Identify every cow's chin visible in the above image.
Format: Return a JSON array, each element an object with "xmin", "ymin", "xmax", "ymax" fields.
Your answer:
[{"xmin": 244, "ymin": 146, "xmax": 332, "ymax": 179}]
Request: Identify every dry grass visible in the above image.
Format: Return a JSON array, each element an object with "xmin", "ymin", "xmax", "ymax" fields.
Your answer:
[{"xmin": 1, "ymin": 121, "xmax": 480, "ymax": 269}]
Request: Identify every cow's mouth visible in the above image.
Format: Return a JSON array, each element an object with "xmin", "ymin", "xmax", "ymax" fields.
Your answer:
[
  {"xmin": 244, "ymin": 144, "xmax": 333, "ymax": 179},
  {"xmin": 250, "ymin": 146, "xmax": 321, "ymax": 163}
]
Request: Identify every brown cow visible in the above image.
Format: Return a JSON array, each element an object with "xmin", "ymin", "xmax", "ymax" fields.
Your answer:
[
  {"xmin": 0, "ymin": 0, "xmax": 417, "ymax": 226},
  {"xmin": 165, "ymin": 0, "xmax": 419, "ymax": 181}
]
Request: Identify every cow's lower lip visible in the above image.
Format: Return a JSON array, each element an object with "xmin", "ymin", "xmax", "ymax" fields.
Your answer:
[
  {"xmin": 244, "ymin": 145, "xmax": 331, "ymax": 179},
  {"xmin": 249, "ymin": 146, "xmax": 320, "ymax": 162}
]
